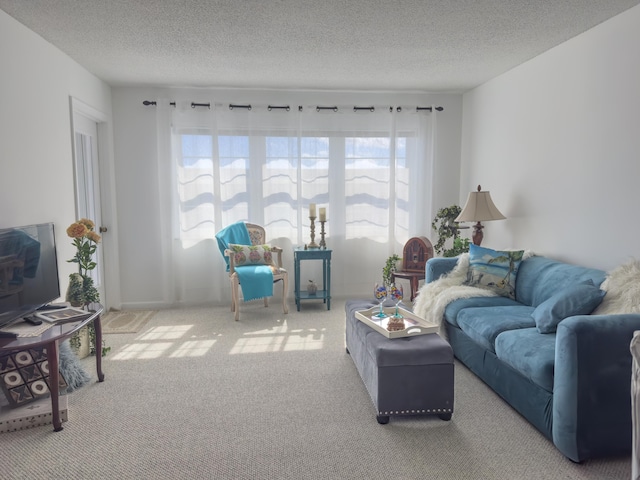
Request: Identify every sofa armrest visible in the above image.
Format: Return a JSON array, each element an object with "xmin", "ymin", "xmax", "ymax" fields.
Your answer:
[
  {"xmin": 553, "ymin": 313, "xmax": 640, "ymax": 461},
  {"xmin": 425, "ymin": 257, "xmax": 459, "ymax": 283}
]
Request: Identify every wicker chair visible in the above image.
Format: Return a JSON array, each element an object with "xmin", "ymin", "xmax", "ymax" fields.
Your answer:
[{"xmin": 223, "ymin": 223, "xmax": 289, "ymax": 321}]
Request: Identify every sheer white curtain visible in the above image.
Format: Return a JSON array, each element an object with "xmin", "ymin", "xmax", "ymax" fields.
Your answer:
[{"xmin": 154, "ymin": 100, "xmax": 436, "ymax": 306}]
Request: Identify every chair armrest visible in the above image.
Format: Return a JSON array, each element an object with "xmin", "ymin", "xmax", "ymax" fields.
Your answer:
[
  {"xmin": 224, "ymin": 248, "xmax": 236, "ymax": 275},
  {"xmin": 426, "ymin": 257, "xmax": 459, "ymax": 283},
  {"xmin": 553, "ymin": 313, "xmax": 640, "ymax": 461}
]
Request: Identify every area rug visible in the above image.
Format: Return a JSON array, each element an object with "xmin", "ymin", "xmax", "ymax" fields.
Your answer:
[{"xmin": 101, "ymin": 310, "xmax": 156, "ymax": 334}]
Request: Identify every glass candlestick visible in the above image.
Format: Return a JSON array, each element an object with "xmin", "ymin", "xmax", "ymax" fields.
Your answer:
[{"xmin": 308, "ymin": 216, "xmax": 319, "ymax": 248}]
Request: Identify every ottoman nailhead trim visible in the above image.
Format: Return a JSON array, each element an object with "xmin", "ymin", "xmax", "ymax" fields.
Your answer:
[{"xmin": 379, "ymin": 408, "xmax": 453, "ymax": 415}]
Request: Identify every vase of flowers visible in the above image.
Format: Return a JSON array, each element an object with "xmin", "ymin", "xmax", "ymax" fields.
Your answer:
[
  {"xmin": 66, "ymin": 218, "xmax": 101, "ymax": 307},
  {"xmin": 65, "ymin": 218, "xmax": 109, "ymax": 357}
]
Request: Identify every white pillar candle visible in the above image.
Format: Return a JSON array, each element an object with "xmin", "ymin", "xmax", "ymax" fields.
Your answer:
[
  {"xmin": 319, "ymin": 208, "xmax": 326, "ymax": 221},
  {"xmin": 309, "ymin": 203, "xmax": 316, "ymax": 217}
]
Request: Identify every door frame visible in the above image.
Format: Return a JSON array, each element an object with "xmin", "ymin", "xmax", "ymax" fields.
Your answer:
[{"xmin": 69, "ymin": 96, "xmax": 120, "ymax": 309}]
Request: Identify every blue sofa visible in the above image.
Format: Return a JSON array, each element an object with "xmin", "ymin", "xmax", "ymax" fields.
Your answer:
[{"xmin": 427, "ymin": 254, "xmax": 640, "ymax": 462}]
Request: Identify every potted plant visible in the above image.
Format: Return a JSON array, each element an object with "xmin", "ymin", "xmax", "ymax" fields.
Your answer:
[
  {"xmin": 382, "ymin": 254, "xmax": 401, "ymax": 287},
  {"xmin": 432, "ymin": 205, "xmax": 470, "ymax": 257}
]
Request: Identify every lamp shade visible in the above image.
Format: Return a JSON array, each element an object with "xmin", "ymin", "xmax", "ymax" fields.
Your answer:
[{"xmin": 455, "ymin": 185, "xmax": 506, "ymax": 222}]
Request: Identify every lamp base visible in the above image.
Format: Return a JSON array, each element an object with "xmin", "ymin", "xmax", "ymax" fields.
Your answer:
[{"xmin": 472, "ymin": 222, "xmax": 484, "ymax": 246}]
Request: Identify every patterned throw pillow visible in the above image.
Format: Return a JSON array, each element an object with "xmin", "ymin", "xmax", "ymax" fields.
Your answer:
[
  {"xmin": 465, "ymin": 244, "xmax": 525, "ymax": 299},
  {"xmin": 228, "ymin": 244, "xmax": 274, "ymax": 266}
]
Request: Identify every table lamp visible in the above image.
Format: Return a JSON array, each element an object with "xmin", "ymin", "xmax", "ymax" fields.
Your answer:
[{"xmin": 455, "ymin": 185, "xmax": 506, "ymax": 246}]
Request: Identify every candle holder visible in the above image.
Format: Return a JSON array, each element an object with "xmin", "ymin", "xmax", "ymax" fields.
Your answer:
[
  {"xmin": 308, "ymin": 216, "xmax": 319, "ymax": 248},
  {"xmin": 319, "ymin": 220, "xmax": 327, "ymax": 249}
]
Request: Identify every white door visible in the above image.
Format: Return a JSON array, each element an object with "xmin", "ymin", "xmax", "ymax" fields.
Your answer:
[{"xmin": 72, "ymin": 112, "xmax": 106, "ymax": 303}]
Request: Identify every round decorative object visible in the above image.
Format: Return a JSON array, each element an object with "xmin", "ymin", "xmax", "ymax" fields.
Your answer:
[
  {"xmin": 30, "ymin": 380, "xmax": 49, "ymax": 395},
  {"xmin": 15, "ymin": 351, "xmax": 33, "ymax": 366},
  {"xmin": 4, "ymin": 372, "xmax": 22, "ymax": 387},
  {"xmin": 307, "ymin": 280, "xmax": 318, "ymax": 295}
]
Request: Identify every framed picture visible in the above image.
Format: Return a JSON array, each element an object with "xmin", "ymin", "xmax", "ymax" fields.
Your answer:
[{"xmin": 34, "ymin": 307, "xmax": 90, "ymax": 324}]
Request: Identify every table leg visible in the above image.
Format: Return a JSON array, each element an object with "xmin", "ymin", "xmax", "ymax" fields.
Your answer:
[
  {"xmin": 410, "ymin": 277, "xmax": 419, "ymax": 301},
  {"xmin": 326, "ymin": 257, "xmax": 331, "ymax": 310},
  {"xmin": 47, "ymin": 340, "xmax": 63, "ymax": 432},
  {"xmin": 94, "ymin": 314, "xmax": 105, "ymax": 382},
  {"xmin": 295, "ymin": 256, "xmax": 300, "ymax": 311}
]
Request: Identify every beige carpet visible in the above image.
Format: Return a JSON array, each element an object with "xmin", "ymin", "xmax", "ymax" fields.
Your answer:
[
  {"xmin": 101, "ymin": 310, "xmax": 156, "ymax": 334},
  {"xmin": 0, "ymin": 299, "xmax": 631, "ymax": 479}
]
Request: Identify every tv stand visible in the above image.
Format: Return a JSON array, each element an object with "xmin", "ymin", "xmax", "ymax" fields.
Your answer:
[{"xmin": 0, "ymin": 304, "xmax": 104, "ymax": 431}]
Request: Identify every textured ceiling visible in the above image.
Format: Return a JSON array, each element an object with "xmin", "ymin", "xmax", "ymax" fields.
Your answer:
[{"xmin": 1, "ymin": 0, "xmax": 639, "ymax": 92}]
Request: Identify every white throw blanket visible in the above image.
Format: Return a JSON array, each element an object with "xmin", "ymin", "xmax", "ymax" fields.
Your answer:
[
  {"xmin": 413, "ymin": 250, "xmax": 535, "ymax": 338},
  {"xmin": 413, "ymin": 253, "xmax": 496, "ymax": 338}
]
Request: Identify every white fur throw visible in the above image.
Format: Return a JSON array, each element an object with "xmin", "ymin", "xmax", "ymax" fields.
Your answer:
[
  {"xmin": 413, "ymin": 250, "xmax": 535, "ymax": 337},
  {"xmin": 413, "ymin": 253, "xmax": 496, "ymax": 337},
  {"xmin": 592, "ymin": 258, "xmax": 640, "ymax": 315}
]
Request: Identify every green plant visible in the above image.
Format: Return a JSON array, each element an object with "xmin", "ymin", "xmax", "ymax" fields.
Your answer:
[
  {"xmin": 445, "ymin": 237, "xmax": 471, "ymax": 258},
  {"xmin": 87, "ymin": 322, "xmax": 111, "ymax": 357},
  {"xmin": 382, "ymin": 254, "xmax": 401, "ymax": 287},
  {"xmin": 432, "ymin": 205, "xmax": 470, "ymax": 257}
]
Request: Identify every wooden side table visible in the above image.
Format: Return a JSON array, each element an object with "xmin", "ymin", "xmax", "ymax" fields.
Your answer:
[
  {"xmin": 392, "ymin": 236, "xmax": 434, "ymax": 302},
  {"xmin": 294, "ymin": 248, "xmax": 332, "ymax": 311},
  {"xmin": 0, "ymin": 305, "xmax": 104, "ymax": 431}
]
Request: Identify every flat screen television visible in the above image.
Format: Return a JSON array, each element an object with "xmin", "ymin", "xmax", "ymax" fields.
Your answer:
[{"xmin": 0, "ymin": 222, "xmax": 61, "ymax": 330}]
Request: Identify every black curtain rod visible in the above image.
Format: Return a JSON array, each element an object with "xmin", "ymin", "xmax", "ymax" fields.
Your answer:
[
  {"xmin": 142, "ymin": 100, "xmax": 176, "ymax": 107},
  {"xmin": 142, "ymin": 100, "xmax": 444, "ymax": 112},
  {"xmin": 316, "ymin": 106, "xmax": 338, "ymax": 112}
]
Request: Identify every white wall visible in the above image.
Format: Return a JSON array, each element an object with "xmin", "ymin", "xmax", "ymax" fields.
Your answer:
[
  {"xmin": 461, "ymin": 5, "xmax": 640, "ymax": 271},
  {"xmin": 112, "ymin": 88, "xmax": 463, "ymax": 307},
  {"xmin": 0, "ymin": 11, "xmax": 115, "ymax": 302}
]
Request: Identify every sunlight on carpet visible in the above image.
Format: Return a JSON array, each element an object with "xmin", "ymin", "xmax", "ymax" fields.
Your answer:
[{"xmin": 102, "ymin": 310, "xmax": 156, "ymax": 334}]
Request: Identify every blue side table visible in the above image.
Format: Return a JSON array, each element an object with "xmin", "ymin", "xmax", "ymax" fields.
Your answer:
[{"xmin": 294, "ymin": 248, "xmax": 332, "ymax": 311}]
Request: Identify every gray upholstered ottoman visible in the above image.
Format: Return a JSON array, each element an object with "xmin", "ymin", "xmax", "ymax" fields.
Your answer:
[{"xmin": 345, "ymin": 299, "xmax": 454, "ymax": 424}]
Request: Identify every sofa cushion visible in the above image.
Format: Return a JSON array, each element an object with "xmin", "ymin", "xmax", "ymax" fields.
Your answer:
[
  {"xmin": 515, "ymin": 256, "xmax": 606, "ymax": 308},
  {"xmin": 495, "ymin": 328, "xmax": 556, "ymax": 393},
  {"xmin": 532, "ymin": 280, "xmax": 606, "ymax": 333},
  {"xmin": 444, "ymin": 296, "xmax": 521, "ymax": 328},
  {"xmin": 465, "ymin": 244, "xmax": 524, "ymax": 299},
  {"xmin": 456, "ymin": 305, "xmax": 536, "ymax": 353}
]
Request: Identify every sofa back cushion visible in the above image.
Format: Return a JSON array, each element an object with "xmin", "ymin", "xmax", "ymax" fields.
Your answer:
[
  {"xmin": 531, "ymin": 279, "xmax": 606, "ymax": 333},
  {"xmin": 515, "ymin": 256, "xmax": 606, "ymax": 307}
]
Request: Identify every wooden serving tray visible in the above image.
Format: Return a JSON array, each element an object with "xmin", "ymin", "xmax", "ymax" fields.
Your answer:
[{"xmin": 354, "ymin": 306, "xmax": 438, "ymax": 339}]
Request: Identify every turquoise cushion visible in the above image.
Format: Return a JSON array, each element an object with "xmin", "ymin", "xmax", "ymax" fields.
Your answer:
[
  {"xmin": 465, "ymin": 244, "xmax": 524, "ymax": 299},
  {"xmin": 514, "ymin": 256, "xmax": 606, "ymax": 308},
  {"xmin": 443, "ymin": 296, "xmax": 521, "ymax": 328},
  {"xmin": 456, "ymin": 305, "xmax": 536, "ymax": 353},
  {"xmin": 494, "ymin": 328, "xmax": 556, "ymax": 392},
  {"xmin": 532, "ymin": 280, "xmax": 605, "ymax": 333}
]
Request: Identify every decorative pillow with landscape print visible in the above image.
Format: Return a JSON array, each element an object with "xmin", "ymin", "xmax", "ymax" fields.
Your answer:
[{"xmin": 465, "ymin": 244, "xmax": 525, "ymax": 299}]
